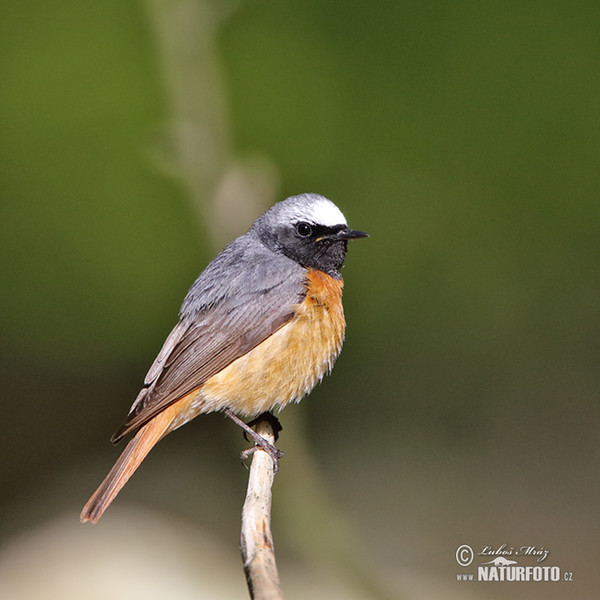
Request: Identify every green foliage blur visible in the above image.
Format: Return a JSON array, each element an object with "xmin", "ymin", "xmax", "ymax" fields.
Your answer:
[{"xmin": 1, "ymin": 2, "xmax": 598, "ymax": 598}]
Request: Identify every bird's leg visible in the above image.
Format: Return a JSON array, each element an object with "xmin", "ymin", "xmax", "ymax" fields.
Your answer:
[{"xmin": 223, "ymin": 409, "xmax": 284, "ymax": 473}]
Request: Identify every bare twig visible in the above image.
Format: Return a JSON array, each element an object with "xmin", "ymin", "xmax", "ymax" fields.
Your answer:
[{"xmin": 240, "ymin": 418, "xmax": 284, "ymax": 600}]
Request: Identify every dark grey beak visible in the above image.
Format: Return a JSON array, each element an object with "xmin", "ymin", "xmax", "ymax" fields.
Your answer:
[{"xmin": 335, "ymin": 227, "xmax": 369, "ymax": 240}]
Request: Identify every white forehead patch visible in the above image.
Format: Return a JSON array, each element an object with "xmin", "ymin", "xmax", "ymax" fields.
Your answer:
[{"xmin": 302, "ymin": 197, "xmax": 347, "ymax": 227}]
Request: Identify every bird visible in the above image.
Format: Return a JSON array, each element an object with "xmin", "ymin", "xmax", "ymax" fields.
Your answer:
[{"xmin": 80, "ymin": 193, "xmax": 368, "ymax": 523}]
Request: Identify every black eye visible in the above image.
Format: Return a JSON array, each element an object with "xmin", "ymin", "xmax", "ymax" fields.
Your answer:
[{"xmin": 295, "ymin": 222, "xmax": 312, "ymax": 238}]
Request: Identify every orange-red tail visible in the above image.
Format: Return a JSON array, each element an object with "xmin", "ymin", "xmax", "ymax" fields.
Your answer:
[{"xmin": 80, "ymin": 404, "xmax": 180, "ymax": 524}]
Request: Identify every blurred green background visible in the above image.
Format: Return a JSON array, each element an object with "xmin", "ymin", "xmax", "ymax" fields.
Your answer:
[{"xmin": 1, "ymin": 1, "xmax": 598, "ymax": 599}]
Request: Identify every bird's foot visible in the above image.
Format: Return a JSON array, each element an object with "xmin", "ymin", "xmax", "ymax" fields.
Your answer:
[
  {"xmin": 223, "ymin": 409, "xmax": 284, "ymax": 473},
  {"xmin": 240, "ymin": 441, "xmax": 284, "ymax": 474}
]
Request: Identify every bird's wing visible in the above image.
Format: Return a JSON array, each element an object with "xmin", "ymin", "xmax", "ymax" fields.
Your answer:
[{"xmin": 112, "ymin": 256, "xmax": 305, "ymax": 442}]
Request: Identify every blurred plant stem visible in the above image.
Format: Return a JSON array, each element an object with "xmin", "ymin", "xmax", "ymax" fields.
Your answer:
[
  {"xmin": 142, "ymin": 1, "xmax": 399, "ymax": 598},
  {"xmin": 144, "ymin": 0, "xmax": 278, "ymax": 247},
  {"xmin": 276, "ymin": 410, "xmax": 399, "ymax": 600}
]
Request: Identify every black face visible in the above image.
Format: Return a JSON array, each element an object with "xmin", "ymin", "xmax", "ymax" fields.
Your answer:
[{"xmin": 273, "ymin": 220, "xmax": 365, "ymax": 277}]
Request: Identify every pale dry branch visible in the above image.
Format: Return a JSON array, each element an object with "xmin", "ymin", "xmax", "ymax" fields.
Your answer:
[{"xmin": 240, "ymin": 418, "xmax": 284, "ymax": 600}]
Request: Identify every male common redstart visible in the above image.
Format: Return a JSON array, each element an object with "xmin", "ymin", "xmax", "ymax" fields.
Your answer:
[{"xmin": 81, "ymin": 193, "xmax": 367, "ymax": 523}]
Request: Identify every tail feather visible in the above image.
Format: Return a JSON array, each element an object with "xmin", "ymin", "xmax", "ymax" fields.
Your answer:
[{"xmin": 80, "ymin": 404, "xmax": 179, "ymax": 524}]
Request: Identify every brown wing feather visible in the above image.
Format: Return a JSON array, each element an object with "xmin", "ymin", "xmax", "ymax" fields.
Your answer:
[{"xmin": 112, "ymin": 266, "xmax": 305, "ymax": 442}]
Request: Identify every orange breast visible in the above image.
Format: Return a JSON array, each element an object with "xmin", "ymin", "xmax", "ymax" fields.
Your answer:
[{"xmin": 169, "ymin": 269, "xmax": 346, "ymax": 426}]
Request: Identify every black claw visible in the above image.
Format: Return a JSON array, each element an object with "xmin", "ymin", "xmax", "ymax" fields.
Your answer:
[{"xmin": 246, "ymin": 412, "xmax": 283, "ymax": 442}]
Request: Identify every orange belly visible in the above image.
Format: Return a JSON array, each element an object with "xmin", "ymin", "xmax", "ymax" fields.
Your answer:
[{"xmin": 168, "ymin": 269, "xmax": 346, "ymax": 428}]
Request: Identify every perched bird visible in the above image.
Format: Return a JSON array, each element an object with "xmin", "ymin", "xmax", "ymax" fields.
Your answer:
[{"xmin": 81, "ymin": 193, "xmax": 367, "ymax": 523}]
